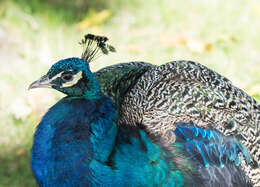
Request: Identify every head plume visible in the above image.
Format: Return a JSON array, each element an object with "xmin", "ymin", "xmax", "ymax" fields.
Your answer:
[{"xmin": 80, "ymin": 34, "xmax": 116, "ymax": 63}]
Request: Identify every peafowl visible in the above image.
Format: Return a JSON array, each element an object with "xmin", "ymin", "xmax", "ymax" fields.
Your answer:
[{"xmin": 29, "ymin": 34, "xmax": 257, "ymax": 186}]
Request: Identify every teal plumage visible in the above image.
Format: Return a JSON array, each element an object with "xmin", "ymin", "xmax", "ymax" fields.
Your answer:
[{"xmin": 29, "ymin": 34, "xmax": 256, "ymax": 186}]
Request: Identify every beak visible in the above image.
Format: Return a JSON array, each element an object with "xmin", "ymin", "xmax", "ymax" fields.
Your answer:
[{"xmin": 28, "ymin": 75, "xmax": 52, "ymax": 90}]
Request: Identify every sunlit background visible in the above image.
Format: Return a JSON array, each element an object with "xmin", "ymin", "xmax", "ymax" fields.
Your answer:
[{"xmin": 1, "ymin": 0, "xmax": 260, "ymax": 186}]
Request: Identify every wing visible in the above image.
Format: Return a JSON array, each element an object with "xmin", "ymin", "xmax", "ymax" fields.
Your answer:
[
  {"xmin": 115, "ymin": 60, "xmax": 260, "ymax": 185},
  {"xmin": 95, "ymin": 60, "xmax": 260, "ymax": 185},
  {"xmin": 174, "ymin": 121, "xmax": 252, "ymax": 187}
]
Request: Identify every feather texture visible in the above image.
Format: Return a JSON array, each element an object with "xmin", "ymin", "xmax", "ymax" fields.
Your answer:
[
  {"xmin": 31, "ymin": 57, "xmax": 253, "ymax": 186},
  {"xmin": 95, "ymin": 60, "xmax": 260, "ymax": 186}
]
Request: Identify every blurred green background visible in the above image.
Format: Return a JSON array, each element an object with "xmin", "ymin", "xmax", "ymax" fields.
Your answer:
[{"xmin": 0, "ymin": 0, "xmax": 260, "ymax": 186}]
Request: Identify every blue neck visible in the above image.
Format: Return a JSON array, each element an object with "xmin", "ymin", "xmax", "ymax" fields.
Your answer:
[{"xmin": 31, "ymin": 96, "xmax": 117, "ymax": 186}]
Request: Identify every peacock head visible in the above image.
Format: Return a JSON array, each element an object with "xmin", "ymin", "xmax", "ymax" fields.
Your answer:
[{"xmin": 28, "ymin": 34, "xmax": 116, "ymax": 99}]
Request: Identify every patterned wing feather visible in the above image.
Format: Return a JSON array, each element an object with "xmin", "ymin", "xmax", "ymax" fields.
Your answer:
[
  {"xmin": 95, "ymin": 61, "xmax": 153, "ymax": 109},
  {"xmin": 116, "ymin": 60, "xmax": 260, "ymax": 185},
  {"xmin": 95, "ymin": 60, "xmax": 260, "ymax": 185}
]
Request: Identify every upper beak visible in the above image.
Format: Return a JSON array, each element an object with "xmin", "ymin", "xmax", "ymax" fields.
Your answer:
[{"xmin": 28, "ymin": 75, "xmax": 52, "ymax": 90}]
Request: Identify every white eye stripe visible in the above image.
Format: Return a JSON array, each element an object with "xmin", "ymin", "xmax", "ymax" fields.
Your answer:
[
  {"xmin": 50, "ymin": 72, "xmax": 63, "ymax": 81},
  {"xmin": 61, "ymin": 71, "xmax": 83, "ymax": 88}
]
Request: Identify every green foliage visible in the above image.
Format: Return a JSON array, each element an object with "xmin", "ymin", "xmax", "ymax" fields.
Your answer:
[
  {"xmin": 0, "ymin": 146, "xmax": 36, "ymax": 187},
  {"xmin": 11, "ymin": 0, "xmax": 110, "ymax": 23},
  {"xmin": 0, "ymin": 0, "xmax": 260, "ymax": 186}
]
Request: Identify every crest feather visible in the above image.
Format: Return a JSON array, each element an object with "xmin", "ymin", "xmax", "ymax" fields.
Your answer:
[{"xmin": 80, "ymin": 34, "xmax": 116, "ymax": 63}]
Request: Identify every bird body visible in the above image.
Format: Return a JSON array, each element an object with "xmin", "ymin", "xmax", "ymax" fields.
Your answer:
[{"xmin": 29, "ymin": 34, "xmax": 258, "ymax": 186}]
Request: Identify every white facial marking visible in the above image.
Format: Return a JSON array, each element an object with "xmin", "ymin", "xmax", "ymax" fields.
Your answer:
[
  {"xmin": 61, "ymin": 71, "xmax": 83, "ymax": 88},
  {"xmin": 50, "ymin": 72, "xmax": 63, "ymax": 82}
]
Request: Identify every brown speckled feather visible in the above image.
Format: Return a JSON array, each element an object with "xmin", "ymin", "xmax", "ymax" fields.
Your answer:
[{"xmin": 95, "ymin": 60, "xmax": 260, "ymax": 186}]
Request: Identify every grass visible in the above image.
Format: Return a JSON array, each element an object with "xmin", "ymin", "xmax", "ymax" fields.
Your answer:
[{"xmin": 0, "ymin": 0, "xmax": 260, "ymax": 186}]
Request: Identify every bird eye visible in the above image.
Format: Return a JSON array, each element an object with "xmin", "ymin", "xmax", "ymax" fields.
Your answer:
[{"xmin": 61, "ymin": 73, "xmax": 73, "ymax": 82}]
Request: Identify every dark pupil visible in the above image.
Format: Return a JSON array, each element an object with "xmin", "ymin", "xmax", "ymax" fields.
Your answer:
[{"xmin": 62, "ymin": 74, "xmax": 73, "ymax": 81}]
